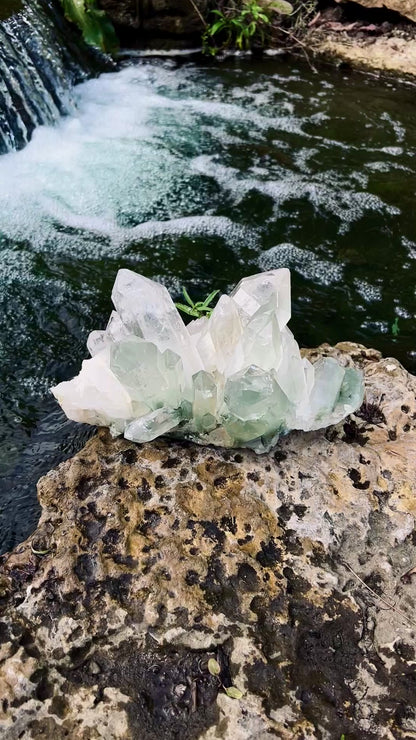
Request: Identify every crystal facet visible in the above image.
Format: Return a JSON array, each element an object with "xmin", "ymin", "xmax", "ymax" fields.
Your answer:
[{"xmin": 51, "ymin": 268, "xmax": 364, "ymax": 453}]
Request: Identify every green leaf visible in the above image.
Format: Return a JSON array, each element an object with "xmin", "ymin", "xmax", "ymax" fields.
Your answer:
[
  {"xmin": 84, "ymin": 9, "xmax": 118, "ymax": 52},
  {"xmin": 61, "ymin": 0, "xmax": 118, "ymax": 53},
  {"xmin": 392, "ymin": 317, "xmax": 400, "ymax": 336},
  {"xmin": 208, "ymin": 658, "xmax": 221, "ymax": 676},
  {"xmin": 201, "ymin": 289, "xmax": 219, "ymax": 309},
  {"xmin": 175, "ymin": 303, "xmax": 199, "ymax": 317},
  {"xmin": 209, "ymin": 19, "xmax": 226, "ymax": 34},
  {"xmin": 62, "ymin": 0, "xmax": 85, "ymax": 26},
  {"xmin": 182, "ymin": 287, "xmax": 195, "ymax": 307},
  {"xmin": 225, "ymin": 686, "xmax": 243, "ymax": 699}
]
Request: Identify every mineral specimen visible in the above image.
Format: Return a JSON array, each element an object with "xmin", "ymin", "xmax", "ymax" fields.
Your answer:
[{"xmin": 51, "ymin": 269, "xmax": 364, "ymax": 452}]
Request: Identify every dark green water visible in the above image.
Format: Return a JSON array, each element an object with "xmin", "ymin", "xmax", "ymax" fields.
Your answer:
[{"xmin": 0, "ymin": 57, "xmax": 415, "ymax": 553}]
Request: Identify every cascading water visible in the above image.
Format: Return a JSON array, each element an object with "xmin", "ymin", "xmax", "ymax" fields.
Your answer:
[{"xmin": 0, "ymin": 0, "xmax": 110, "ymax": 153}]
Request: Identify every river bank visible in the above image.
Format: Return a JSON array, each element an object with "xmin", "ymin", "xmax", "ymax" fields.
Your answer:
[{"xmin": 306, "ymin": 3, "xmax": 416, "ymax": 80}]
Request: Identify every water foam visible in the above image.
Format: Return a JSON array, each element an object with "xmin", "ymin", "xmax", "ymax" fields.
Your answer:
[{"xmin": 258, "ymin": 244, "xmax": 343, "ymax": 286}]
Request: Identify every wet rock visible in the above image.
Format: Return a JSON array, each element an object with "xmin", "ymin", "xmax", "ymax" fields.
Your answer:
[{"xmin": 1, "ymin": 343, "xmax": 416, "ymax": 739}]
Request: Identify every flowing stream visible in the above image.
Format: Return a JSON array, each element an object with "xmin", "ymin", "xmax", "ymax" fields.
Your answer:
[
  {"xmin": 0, "ymin": 42, "xmax": 415, "ymax": 552},
  {"xmin": 0, "ymin": 0, "xmax": 105, "ymax": 153}
]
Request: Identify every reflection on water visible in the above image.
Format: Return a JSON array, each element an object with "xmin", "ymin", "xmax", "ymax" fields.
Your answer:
[{"xmin": 0, "ymin": 58, "xmax": 415, "ymax": 552}]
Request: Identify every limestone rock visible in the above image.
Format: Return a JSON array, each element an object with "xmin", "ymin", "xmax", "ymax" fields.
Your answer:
[
  {"xmin": 314, "ymin": 33, "xmax": 416, "ymax": 78},
  {"xmin": 1, "ymin": 343, "xmax": 416, "ymax": 738}
]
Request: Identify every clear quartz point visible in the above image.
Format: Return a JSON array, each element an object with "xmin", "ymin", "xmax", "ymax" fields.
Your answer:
[
  {"xmin": 51, "ymin": 268, "xmax": 364, "ymax": 453},
  {"xmin": 231, "ymin": 268, "xmax": 291, "ymax": 329},
  {"xmin": 111, "ymin": 269, "xmax": 202, "ymax": 382},
  {"xmin": 192, "ymin": 370, "xmax": 218, "ymax": 432},
  {"xmin": 125, "ymin": 407, "xmax": 182, "ymax": 443}
]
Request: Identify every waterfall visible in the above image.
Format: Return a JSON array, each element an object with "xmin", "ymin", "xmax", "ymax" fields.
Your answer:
[{"xmin": 0, "ymin": 0, "xmax": 112, "ymax": 154}]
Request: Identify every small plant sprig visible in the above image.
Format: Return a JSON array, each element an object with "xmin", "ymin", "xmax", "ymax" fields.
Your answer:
[
  {"xmin": 392, "ymin": 317, "xmax": 400, "ymax": 337},
  {"xmin": 175, "ymin": 287, "xmax": 219, "ymax": 319},
  {"xmin": 202, "ymin": 0, "xmax": 293, "ymax": 56},
  {"xmin": 208, "ymin": 658, "xmax": 243, "ymax": 699}
]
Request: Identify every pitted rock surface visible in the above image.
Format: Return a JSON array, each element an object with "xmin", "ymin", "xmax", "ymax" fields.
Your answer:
[{"xmin": 1, "ymin": 343, "xmax": 416, "ymax": 739}]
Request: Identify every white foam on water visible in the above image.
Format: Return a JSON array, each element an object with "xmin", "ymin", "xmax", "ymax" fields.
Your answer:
[
  {"xmin": 191, "ymin": 155, "xmax": 397, "ymax": 230},
  {"xmin": 360, "ymin": 319, "xmax": 389, "ymax": 334},
  {"xmin": 293, "ymin": 147, "xmax": 320, "ymax": 173},
  {"xmin": 0, "ymin": 60, "xmax": 403, "ymax": 272},
  {"xmin": 0, "ymin": 249, "xmax": 39, "ymax": 285},
  {"xmin": 365, "ymin": 161, "xmax": 394, "ymax": 173},
  {"xmin": 353, "ymin": 278, "xmax": 382, "ymax": 303},
  {"xmin": 402, "ymin": 237, "xmax": 416, "ymax": 260},
  {"xmin": 379, "ymin": 146, "xmax": 403, "ymax": 156},
  {"xmin": 308, "ymin": 112, "xmax": 331, "ymax": 125},
  {"xmin": 0, "ymin": 63, "xmax": 261, "ymax": 260},
  {"xmin": 394, "ymin": 306, "xmax": 413, "ymax": 318},
  {"xmin": 119, "ymin": 48, "xmax": 202, "ymax": 58},
  {"xmin": 257, "ymin": 243, "xmax": 343, "ymax": 286},
  {"xmin": 380, "ymin": 112, "xmax": 406, "ymax": 144}
]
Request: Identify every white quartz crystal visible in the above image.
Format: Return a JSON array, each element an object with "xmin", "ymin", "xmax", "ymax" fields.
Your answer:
[{"xmin": 51, "ymin": 268, "xmax": 364, "ymax": 453}]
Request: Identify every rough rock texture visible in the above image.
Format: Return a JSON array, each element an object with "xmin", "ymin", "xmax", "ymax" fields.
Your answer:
[
  {"xmin": 1, "ymin": 343, "xmax": 416, "ymax": 739},
  {"xmin": 338, "ymin": 0, "xmax": 416, "ymax": 24},
  {"xmin": 99, "ymin": 0, "xmax": 206, "ymax": 40},
  {"xmin": 314, "ymin": 32, "xmax": 416, "ymax": 77}
]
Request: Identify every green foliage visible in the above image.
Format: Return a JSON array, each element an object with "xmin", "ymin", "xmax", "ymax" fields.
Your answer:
[
  {"xmin": 202, "ymin": 0, "xmax": 293, "ymax": 55},
  {"xmin": 175, "ymin": 288, "xmax": 219, "ymax": 318},
  {"xmin": 61, "ymin": 0, "xmax": 118, "ymax": 54},
  {"xmin": 392, "ymin": 317, "xmax": 400, "ymax": 336}
]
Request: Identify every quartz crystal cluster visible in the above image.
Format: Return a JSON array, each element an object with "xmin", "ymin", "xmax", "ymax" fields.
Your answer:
[{"xmin": 51, "ymin": 269, "xmax": 364, "ymax": 453}]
